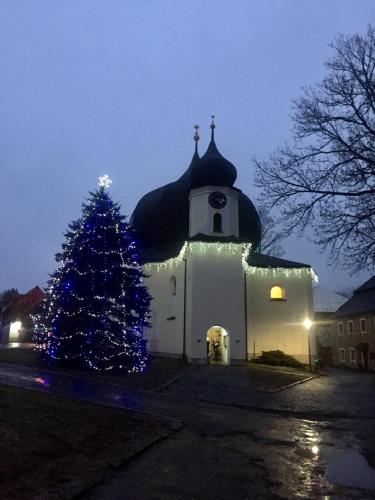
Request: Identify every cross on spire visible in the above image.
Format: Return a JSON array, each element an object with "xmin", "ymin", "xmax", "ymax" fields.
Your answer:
[
  {"xmin": 210, "ymin": 115, "xmax": 216, "ymax": 141},
  {"xmin": 193, "ymin": 124, "xmax": 200, "ymax": 153}
]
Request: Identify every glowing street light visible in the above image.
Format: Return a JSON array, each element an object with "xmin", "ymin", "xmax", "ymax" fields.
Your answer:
[{"xmin": 303, "ymin": 318, "xmax": 313, "ymax": 331}]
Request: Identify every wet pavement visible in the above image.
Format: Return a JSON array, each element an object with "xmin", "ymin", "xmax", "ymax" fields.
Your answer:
[{"xmin": 1, "ymin": 363, "xmax": 375, "ymax": 498}]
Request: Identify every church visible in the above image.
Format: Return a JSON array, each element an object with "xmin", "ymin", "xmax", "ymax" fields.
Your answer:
[{"xmin": 131, "ymin": 120, "xmax": 316, "ymax": 365}]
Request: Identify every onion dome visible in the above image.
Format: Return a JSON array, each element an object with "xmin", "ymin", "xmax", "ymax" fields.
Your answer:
[
  {"xmin": 190, "ymin": 117, "xmax": 237, "ymax": 189},
  {"xmin": 130, "ymin": 122, "xmax": 261, "ymax": 262}
]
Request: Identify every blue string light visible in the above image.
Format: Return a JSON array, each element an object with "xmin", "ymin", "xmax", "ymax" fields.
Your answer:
[{"xmin": 33, "ymin": 185, "xmax": 151, "ymax": 372}]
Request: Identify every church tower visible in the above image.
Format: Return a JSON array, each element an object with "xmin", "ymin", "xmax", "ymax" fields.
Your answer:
[
  {"xmin": 183, "ymin": 118, "xmax": 257, "ymax": 363},
  {"xmin": 189, "ymin": 119, "xmax": 240, "ymax": 239}
]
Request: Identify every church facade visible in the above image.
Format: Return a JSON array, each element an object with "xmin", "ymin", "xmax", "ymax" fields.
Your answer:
[{"xmin": 131, "ymin": 122, "xmax": 316, "ymax": 365}]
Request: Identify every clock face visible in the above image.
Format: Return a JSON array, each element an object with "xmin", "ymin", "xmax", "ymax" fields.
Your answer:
[{"xmin": 208, "ymin": 191, "xmax": 227, "ymax": 209}]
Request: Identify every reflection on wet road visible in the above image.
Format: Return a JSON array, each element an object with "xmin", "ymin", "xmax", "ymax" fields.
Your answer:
[{"xmin": 1, "ymin": 363, "xmax": 375, "ymax": 498}]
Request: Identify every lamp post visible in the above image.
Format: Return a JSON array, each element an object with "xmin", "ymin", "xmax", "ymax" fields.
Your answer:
[{"xmin": 303, "ymin": 318, "xmax": 313, "ymax": 372}]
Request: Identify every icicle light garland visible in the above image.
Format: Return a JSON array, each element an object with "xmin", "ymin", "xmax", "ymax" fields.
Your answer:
[
  {"xmin": 246, "ymin": 265, "xmax": 318, "ymax": 282},
  {"xmin": 143, "ymin": 241, "xmax": 250, "ymax": 272},
  {"xmin": 143, "ymin": 240, "xmax": 318, "ymax": 282}
]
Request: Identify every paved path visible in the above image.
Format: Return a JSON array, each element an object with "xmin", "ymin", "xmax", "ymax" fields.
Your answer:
[
  {"xmin": 1, "ymin": 363, "xmax": 375, "ymax": 498},
  {"xmin": 1, "ymin": 362, "xmax": 375, "ymax": 419}
]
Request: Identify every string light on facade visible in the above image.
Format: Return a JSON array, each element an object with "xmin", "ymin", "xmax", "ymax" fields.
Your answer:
[{"xmin": 245, "ymin": 265, "xmax": 318, "ymax": 282}]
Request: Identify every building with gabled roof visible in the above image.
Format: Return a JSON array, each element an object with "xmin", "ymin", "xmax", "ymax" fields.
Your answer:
[
  {"xmin": 0, "ymin": 286, "xmax": 45, "ymax": 344},
  {"xmin": 333, "ymin": 276, "xmax": 375, "ymax": 370},
  {"xmin": 313, "ymin": 286, "xmax": 348, "ymax": 366}
]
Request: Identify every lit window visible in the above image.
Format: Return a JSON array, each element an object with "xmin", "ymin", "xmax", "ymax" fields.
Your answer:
[
  {"xmin": 9, "ymin": 321, "xmax": 22, "ymax": 340},
  {"xmin": 349, "ymin": 347, "xmax": 356, "ymax": 364},
  {"xmin": 339, "ymin": 348, "xmax": 345, "ymax": 362},
  {"xmin": 360, "ymin": 318, "xmax": 367, "ymax": 334},
  {"xmin": 338, "ymin": 322, "xmax": 344, "ymax": 336},
  {"xmin": 213, "ymin": 213, "xmax": 222, "ymax": 233},
  {"xmin": 270, "ymin": 285, "xmax": 285, "ymax": 300},
  {"xmin": 348, "ymin": 320, "xmax": 354, "ymax": 335}
]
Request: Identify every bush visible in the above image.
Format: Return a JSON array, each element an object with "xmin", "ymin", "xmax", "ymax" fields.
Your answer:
[{"xmin": 251, "ymin": 350, "xmax": 304, "ymax": 369}]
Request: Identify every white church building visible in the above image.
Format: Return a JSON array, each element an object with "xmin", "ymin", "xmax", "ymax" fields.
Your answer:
[{"xmin": 131, "ymin": 121, "xmax": 316, "ymax": 365}]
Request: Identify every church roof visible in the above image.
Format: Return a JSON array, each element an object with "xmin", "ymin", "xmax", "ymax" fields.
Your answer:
[
  {"xmin": 131, "ymin": 125, "xmax": 261, "ymax": 262},
  {"xmin": 246, "ymin": 253, "xmax": 310, "ymax": 269},
  {"xmin": 190, "ymin": 126, "xmax": 237, "ymax": 189}
]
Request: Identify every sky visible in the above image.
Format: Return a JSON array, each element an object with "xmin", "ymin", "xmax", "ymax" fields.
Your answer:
[{"xmin": 1, "ymin": 0, "xmax": 374, "ymax": 294}]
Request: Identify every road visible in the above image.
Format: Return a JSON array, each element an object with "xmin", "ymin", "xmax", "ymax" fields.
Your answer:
[{"xmin": 1, "ymin": 363, "xmax": 375, "ymax": 498}]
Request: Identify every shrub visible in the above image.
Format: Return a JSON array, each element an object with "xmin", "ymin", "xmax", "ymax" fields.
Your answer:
[{"xmin": 252, "ymin": 350, "xmax": 304, "ymax": 369}]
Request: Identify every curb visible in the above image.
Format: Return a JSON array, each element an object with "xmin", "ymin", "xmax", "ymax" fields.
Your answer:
[
  {"xmin": 155, "ymin": 365, "xmax": 195, "ymax": 392},
  {"xmin": 0, "ymin": 361, "xmax": 192, "ymax": 396},
  {"xmin": 186, "ymin": 395, "xmax": 373, "ymax": 421},
  {"xmin": 253, "ymin": 374, "xmax": 321, "ymax": 393},
  {"xmin": 72, "ymin": 423, "xmax": 183, "ymax": 499}
]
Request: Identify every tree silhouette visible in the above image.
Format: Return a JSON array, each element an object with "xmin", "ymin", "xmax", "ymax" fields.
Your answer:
[{"xmin": 255, "ymin": 26, "xmax": 375, "ymax": 273}]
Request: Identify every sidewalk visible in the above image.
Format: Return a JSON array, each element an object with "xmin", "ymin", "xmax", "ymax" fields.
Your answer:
[{"xmin": 0, "ymin": 361, "xmax": 373, "ymax": 420}]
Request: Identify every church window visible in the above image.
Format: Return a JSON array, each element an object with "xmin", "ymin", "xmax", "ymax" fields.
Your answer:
[
  {"xmin": 360, "ymin": 318, "xmax": 367, "ymax": 334},
  {"xmin": 167, "ymin": 277, "xmax": 176, "ymax": 320},
  {"xmin": 339, "ymin": 348, "xmax": 345, "ymax": 362},
  {"xmin": 213, "ymin": 213, "xmax": 222, "ymax": 233},
  {"xmin": 170, "ymin": 276, "xmax": 177, "ymax": 296},
  {"xmin": 349, "ymin": 347, "xmax": 356, "ymax": 364},
  {"xmin": 270, "ymin": 285, "xmax": 285, "ymax": 300},
  {"xmin": 348, "ymin": 320, "xmax": 354, "ymax": 335}
]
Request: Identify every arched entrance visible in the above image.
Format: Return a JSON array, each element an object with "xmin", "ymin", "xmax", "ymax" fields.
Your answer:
[{"xmin": 206, "ymin": 326, "xmax": 229, "ymax": 364}]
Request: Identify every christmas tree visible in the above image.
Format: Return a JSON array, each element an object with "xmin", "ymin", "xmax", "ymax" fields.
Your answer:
[{"xmin": 33, "ymin": 176, "xmax": 151, "ymax": 372}]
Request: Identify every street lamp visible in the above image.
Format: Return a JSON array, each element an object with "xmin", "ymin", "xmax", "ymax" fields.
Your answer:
[{"xmin": 303, "ymin": 318, "xmax": 313, "ymax": 372}]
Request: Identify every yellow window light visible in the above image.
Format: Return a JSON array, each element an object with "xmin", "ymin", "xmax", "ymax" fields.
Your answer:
[{"xmin": 270, "ymin": 285, "xmax": 285, "ymax": 300}]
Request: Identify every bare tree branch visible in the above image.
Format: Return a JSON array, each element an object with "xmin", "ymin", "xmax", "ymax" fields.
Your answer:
[{"xmin": 254, "ymin": 25, "xmax": 375, "ymax": 274}]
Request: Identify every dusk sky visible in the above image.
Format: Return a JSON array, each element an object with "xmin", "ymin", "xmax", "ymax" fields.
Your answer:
[{"xmin": 1, "ymin": 1, "xmax": 374, "ymax": 294}]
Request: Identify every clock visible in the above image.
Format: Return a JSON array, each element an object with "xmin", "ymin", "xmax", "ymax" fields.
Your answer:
[{"xmin": 208, "ymin": 191, "xmax": 227, "ymax": 209}]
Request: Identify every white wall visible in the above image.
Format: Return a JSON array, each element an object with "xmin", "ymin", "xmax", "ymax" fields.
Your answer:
[
  {"xmin": 144, "ymin": 259, "xmax": 185, "ymax": 356},
  {"xmin": 144, "ymin": 245, "xmax": 315, "ymax": 366},
  {"xmin": 246, "ymin": 269, "xmax": 315, "ymax": 363},
  {"xmin": 185, "ymin": 242, "xmax": 246, "ymax": 363}
]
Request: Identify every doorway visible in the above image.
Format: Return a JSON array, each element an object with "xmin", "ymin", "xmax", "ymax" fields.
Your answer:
[{"xmin": 206, "ymin": 326, "xmax": 229, "ymax": 364}]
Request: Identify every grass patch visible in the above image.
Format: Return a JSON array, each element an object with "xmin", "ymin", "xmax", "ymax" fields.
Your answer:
[
  {"xmin": 247, "ymin": 363, "xmax": 307, "ymax": 374},
  {"xmin": 0, "ymin": 348, "xmax": 189, "ymax": 391},
  {"xmin": 0, "ymin": 384, "xmax": 178, "ymax": 499},
  {"xmin": 0, "ymin": 347, "xmax": 45, "ymax": 368},
  {"xmin": 247, "ymin": 364, "xmax": 312, "ymax": 391}
]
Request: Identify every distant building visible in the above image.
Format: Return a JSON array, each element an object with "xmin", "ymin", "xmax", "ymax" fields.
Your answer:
[
  {"xmin": 313, "ymin": 286, "xmax": 347, "ymax": 366},
  {"xmin": 0, "ymin": 286, "xmax": 45, "ymax": 344},
  {"xmin": 131, "ymin": 121, "xmax": 316, "ymax": 364},
  {"xmin": 332, "ymin": 276, "xmax": 375, "ymax": 371}
]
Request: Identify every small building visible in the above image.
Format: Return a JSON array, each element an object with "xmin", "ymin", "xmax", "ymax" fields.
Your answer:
[
  {"xmin": 313, "ymin": 286, "xmax": 347, "ymax": 366},
  {"xmin": 131, "ymin": 121, "xmax": 316, "ymax": 365},
  {"xmin": 0, "ymin": 286, "xmax": 45, "ymax": 345},
  {"xmin": 332, "ymin": 276, "xmax": 375, "ymax": 370}
]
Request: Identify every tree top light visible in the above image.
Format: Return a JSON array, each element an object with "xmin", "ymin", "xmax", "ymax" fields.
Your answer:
[{"xmin": 98, "ymin": 175, "xmax": 112, "ymax": 189}]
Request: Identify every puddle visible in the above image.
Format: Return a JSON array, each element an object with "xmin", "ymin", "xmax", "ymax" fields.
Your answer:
[{"xmin": 323, "ymin": 445, "xmax": 375, "ymax": 490}]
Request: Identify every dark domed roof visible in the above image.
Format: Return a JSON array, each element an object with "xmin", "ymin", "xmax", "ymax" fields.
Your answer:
[
  {"xmin": 131, "ymin": 133, "xmax": 261, "ymax": 262},
  {"xmin": 190, "ymin": 138, "xmax": 237, "ymax": 189}
]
